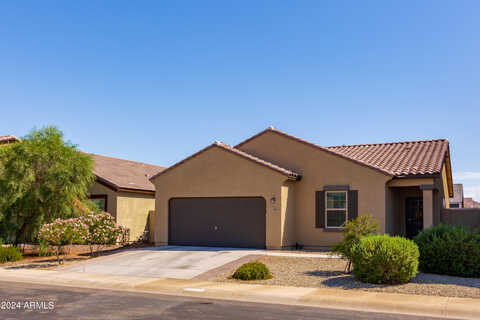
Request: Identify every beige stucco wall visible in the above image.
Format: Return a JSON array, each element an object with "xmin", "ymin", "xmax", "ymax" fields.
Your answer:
[
  {"xmin": 89, "ymin": 182, "xmax": 155, "ymax": 242},
  {"xmin": 148, "ymin": 209, "xmax": 156, "ymax": 243},
  {"xmin": 387, "ymin": 178, "xmax": 434, "ymax": 188},
  {"xmin": 88, "ymin": 182, "xmax": 118, "ymax": 218},
  {"xmin": 281, "ymin": 181, "xmax": 296, "ymax": 247},
  {"xmin": 116, "ymin": 192, "xmax": 155, "ymax": 241},
  {"xmin": 423, "ymin": 189, "xmax": 434, "ymax": 228},
  {"xmin": 238, "ymin": 131, "xmax": 393, "ymax": 247},
  {"xmin": 151, "ymin": 146, "xmax": 293, "ymax": 249}
]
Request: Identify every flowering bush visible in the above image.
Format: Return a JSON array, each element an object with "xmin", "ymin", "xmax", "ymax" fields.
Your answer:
[
  {"xmin": 37, "ymin": 212, "xmax": 128, "ymax": 262},
  {"xmin": 79, "ymin": 212, "xmax": 127, "ymax": 256},
  {"xmin": 37, "ymin": 217, "xmax": 88, "ymax": 264}
]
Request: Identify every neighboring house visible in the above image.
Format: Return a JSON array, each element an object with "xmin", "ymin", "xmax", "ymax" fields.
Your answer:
[
  {"xmin": 449, "ymin": 184, "xmax": 464, "ymax": 208},
  {"xmin": 88, "ymin": 153, "xmax": 165, "ymax": 241},
  {"xmin": 0, "ymin": 135, "xmax": 20, "ymax": 146},
  {"xmin": 465, "ymin": 197, "xmax": 480, "ymax": 209},
  {"xmin": 150, "ymin": 127, "xmax": 454, "ymax": 249},
  {"xmin": 1, "ymin": 135, "xmax": 166, "ymax": 241}
]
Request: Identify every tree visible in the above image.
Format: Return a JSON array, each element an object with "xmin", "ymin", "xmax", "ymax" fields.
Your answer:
[
  {"xmin": 0, "ymin": 126, "xmax": 95, "ymax": 244},
  {"xmin": 331, "ymin": 215, "xmax": 379, "ymax": 273}
]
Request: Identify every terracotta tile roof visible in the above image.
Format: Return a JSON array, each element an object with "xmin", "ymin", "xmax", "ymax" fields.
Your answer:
[
  {"xmin": 326, "ymin": 139, "xmax": 449, "ymax": 177},
  {"xmin": 236, "ymin": 127, "xmax": 450, "ymax": 177},
  {"xmin": 236, "ymin": 127, "xmax": 395, "ymax": 176},
  {"xmin": 89, "ymin": 153, "xmax": 166, "ymax": 192},
  {"xmin": 0, "ymin": 135, "xmax": 20, "ymax": 144},
  {"xmin": 150, "ymin": 141, "xmax": 301, "ymax": 181}
]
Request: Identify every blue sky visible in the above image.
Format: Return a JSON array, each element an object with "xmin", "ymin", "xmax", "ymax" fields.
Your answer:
[{"xmin": 1, "ymin": 1, "xmax": 479, "ymax": 200}]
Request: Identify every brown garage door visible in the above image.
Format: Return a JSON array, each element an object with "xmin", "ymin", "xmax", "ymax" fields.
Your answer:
[{"xmin": 169, "ymin": 197, "xmax": 266, "ymax": 249}]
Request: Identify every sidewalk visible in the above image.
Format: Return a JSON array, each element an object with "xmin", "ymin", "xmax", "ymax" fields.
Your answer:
[{"xmin": 1, "ymin": 268, "xmax": 479, "ymax": 319}]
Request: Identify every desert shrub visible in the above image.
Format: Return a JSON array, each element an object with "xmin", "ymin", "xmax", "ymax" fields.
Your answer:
[
  {"xmin": 414, "ymin": 225, "xmax": 480, "ymax": 278},
  {"xmin": 332, "ymin": 215, "xmax": 378, "ymax": 272},
  {"xmin": 232, "ymin": 262, "xmax": 272, "ymax": 280},
  {"xmin": 351, "ymin": 235, "xmax": 419, "ymax": 284},
  {"xmin": 0, "ymin": 246, "xmax": 23, "ymax": 263}
]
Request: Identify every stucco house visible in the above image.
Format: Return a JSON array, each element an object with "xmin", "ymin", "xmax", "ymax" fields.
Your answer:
[
  {"xmin": 150, "ymin": 127, "xmax": 453, "ymax": 249},
  {"xmin": 88, "ymin": 153, "xmax": 165, "ymax": 241}
]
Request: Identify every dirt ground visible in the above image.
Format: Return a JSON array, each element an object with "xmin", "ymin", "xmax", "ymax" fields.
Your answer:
[
  {"xmin": 1, "ymin": 243, "xmax": 152, "ymax": 270},
  {"xmin": 209, "ymin": 255, "xmax": 480, "ymax": 299}
]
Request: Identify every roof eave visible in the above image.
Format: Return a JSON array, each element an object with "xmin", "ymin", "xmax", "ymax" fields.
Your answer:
[
  {"xmin": 443, "ymin": 145, "xmax": 454, "ymax": 198},
  {"xmin": 236, "ymin": 127, "xmax": 393, "ymax": 177},
  {"xmin": 394, "ymin": 173, "xmax": 441, "ymax": 179},
  {"xmin": 95, "ymin": 176, "xmax": 155, "ymax": 194},
  {"xmin": 289, "ymin": 174, "xmax": 302, "ymax": 181},
  {"xmin": 150, "ymin": 143, "xmax": 301, "ymax": 182},
  {"xmin": 117, "ymin": 187, "xmax": 155, "ymax": 195},
  {"xmin": 149, "ymin": 144, "xmax": 217, "ymax": 181},
  {"xmin": 217, "ymin": 144, "xmax": 301, "ymax": 180},
  {"xmin": 94, "ymin": 175, "xmax": 119, "ymax": 191}
]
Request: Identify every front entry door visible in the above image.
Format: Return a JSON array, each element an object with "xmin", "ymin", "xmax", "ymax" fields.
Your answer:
[{"xmin": 405, "ymin": 197, "xmax": 423, "ymax": 238}]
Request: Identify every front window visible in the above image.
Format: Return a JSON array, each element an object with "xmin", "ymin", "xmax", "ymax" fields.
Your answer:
[
  {"xmin": 90, "ymin": 195, "xmax": 107, "ymax": 212},
  {"xmin": 326, "ymin": 191, "xmax": 347, "ymax": 228}
]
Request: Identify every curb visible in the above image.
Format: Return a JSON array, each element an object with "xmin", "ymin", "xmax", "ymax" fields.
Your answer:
[{"xmin": 0, "ymin": 269, "xmax": 479, "ymax": 319}]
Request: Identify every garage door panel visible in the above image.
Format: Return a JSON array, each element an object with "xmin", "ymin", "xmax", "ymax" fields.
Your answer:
[{"xmin": 169, "ymin": 197, "xmax": 266, "ymax": 248}]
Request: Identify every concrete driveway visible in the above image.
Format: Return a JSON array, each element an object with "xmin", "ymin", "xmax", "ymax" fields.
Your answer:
[{"xmin": 60, "ymin": 246, "xmax": 258, "ymax": 280}]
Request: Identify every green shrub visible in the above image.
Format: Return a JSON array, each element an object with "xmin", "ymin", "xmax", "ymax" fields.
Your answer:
[
  {"xmin": 351, "ymin": 235, "xmax": 419, "ymax": 284},
  {"xmin": 414, "ymin": 225, "xmax": 480, "ymax": 278},
  {"xmin": 332, "ymin": 215, "xmax": 379, "ymax": 272},
  {"xmin": 232, "ymin": 262, "xmax": 272, "ymax": 280},
  {"xmin": 38, "ymin": 240, "xmax": 54, "ymax": 257},
  {"xmin": 0, "ymin": 246, "xmax": 23, "ymax": 263}
]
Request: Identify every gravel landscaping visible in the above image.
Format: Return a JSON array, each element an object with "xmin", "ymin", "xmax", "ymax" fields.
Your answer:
[{"xmin": 208, "ymin": 255, "xmax": 480, "ymax": 299}]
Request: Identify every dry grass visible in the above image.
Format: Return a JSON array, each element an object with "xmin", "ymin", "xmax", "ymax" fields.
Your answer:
[{"xmin": 209, "ymin": 256, "xmax": 480, "ymax": 299}]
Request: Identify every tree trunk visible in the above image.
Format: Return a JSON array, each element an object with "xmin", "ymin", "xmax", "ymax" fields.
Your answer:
[
  {"xmin": 56, "ymin": 246, "xmax": 61, "ymax": 264},
  {"xmin": 14, "ymin": 211, "xmax": 33, "ymax": 246},
  {"xmin": 344, "ymin": 260, "xmax": 352, "ymax": 273}
]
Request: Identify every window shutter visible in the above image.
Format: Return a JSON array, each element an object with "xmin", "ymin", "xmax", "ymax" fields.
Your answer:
[
  {"xmin": 316, "ymin": 191, "xmax": 325, "ymax": 228},
  {"xmin": 348, "ymin": 190, "xmax": 358, "ymax": 221}
]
